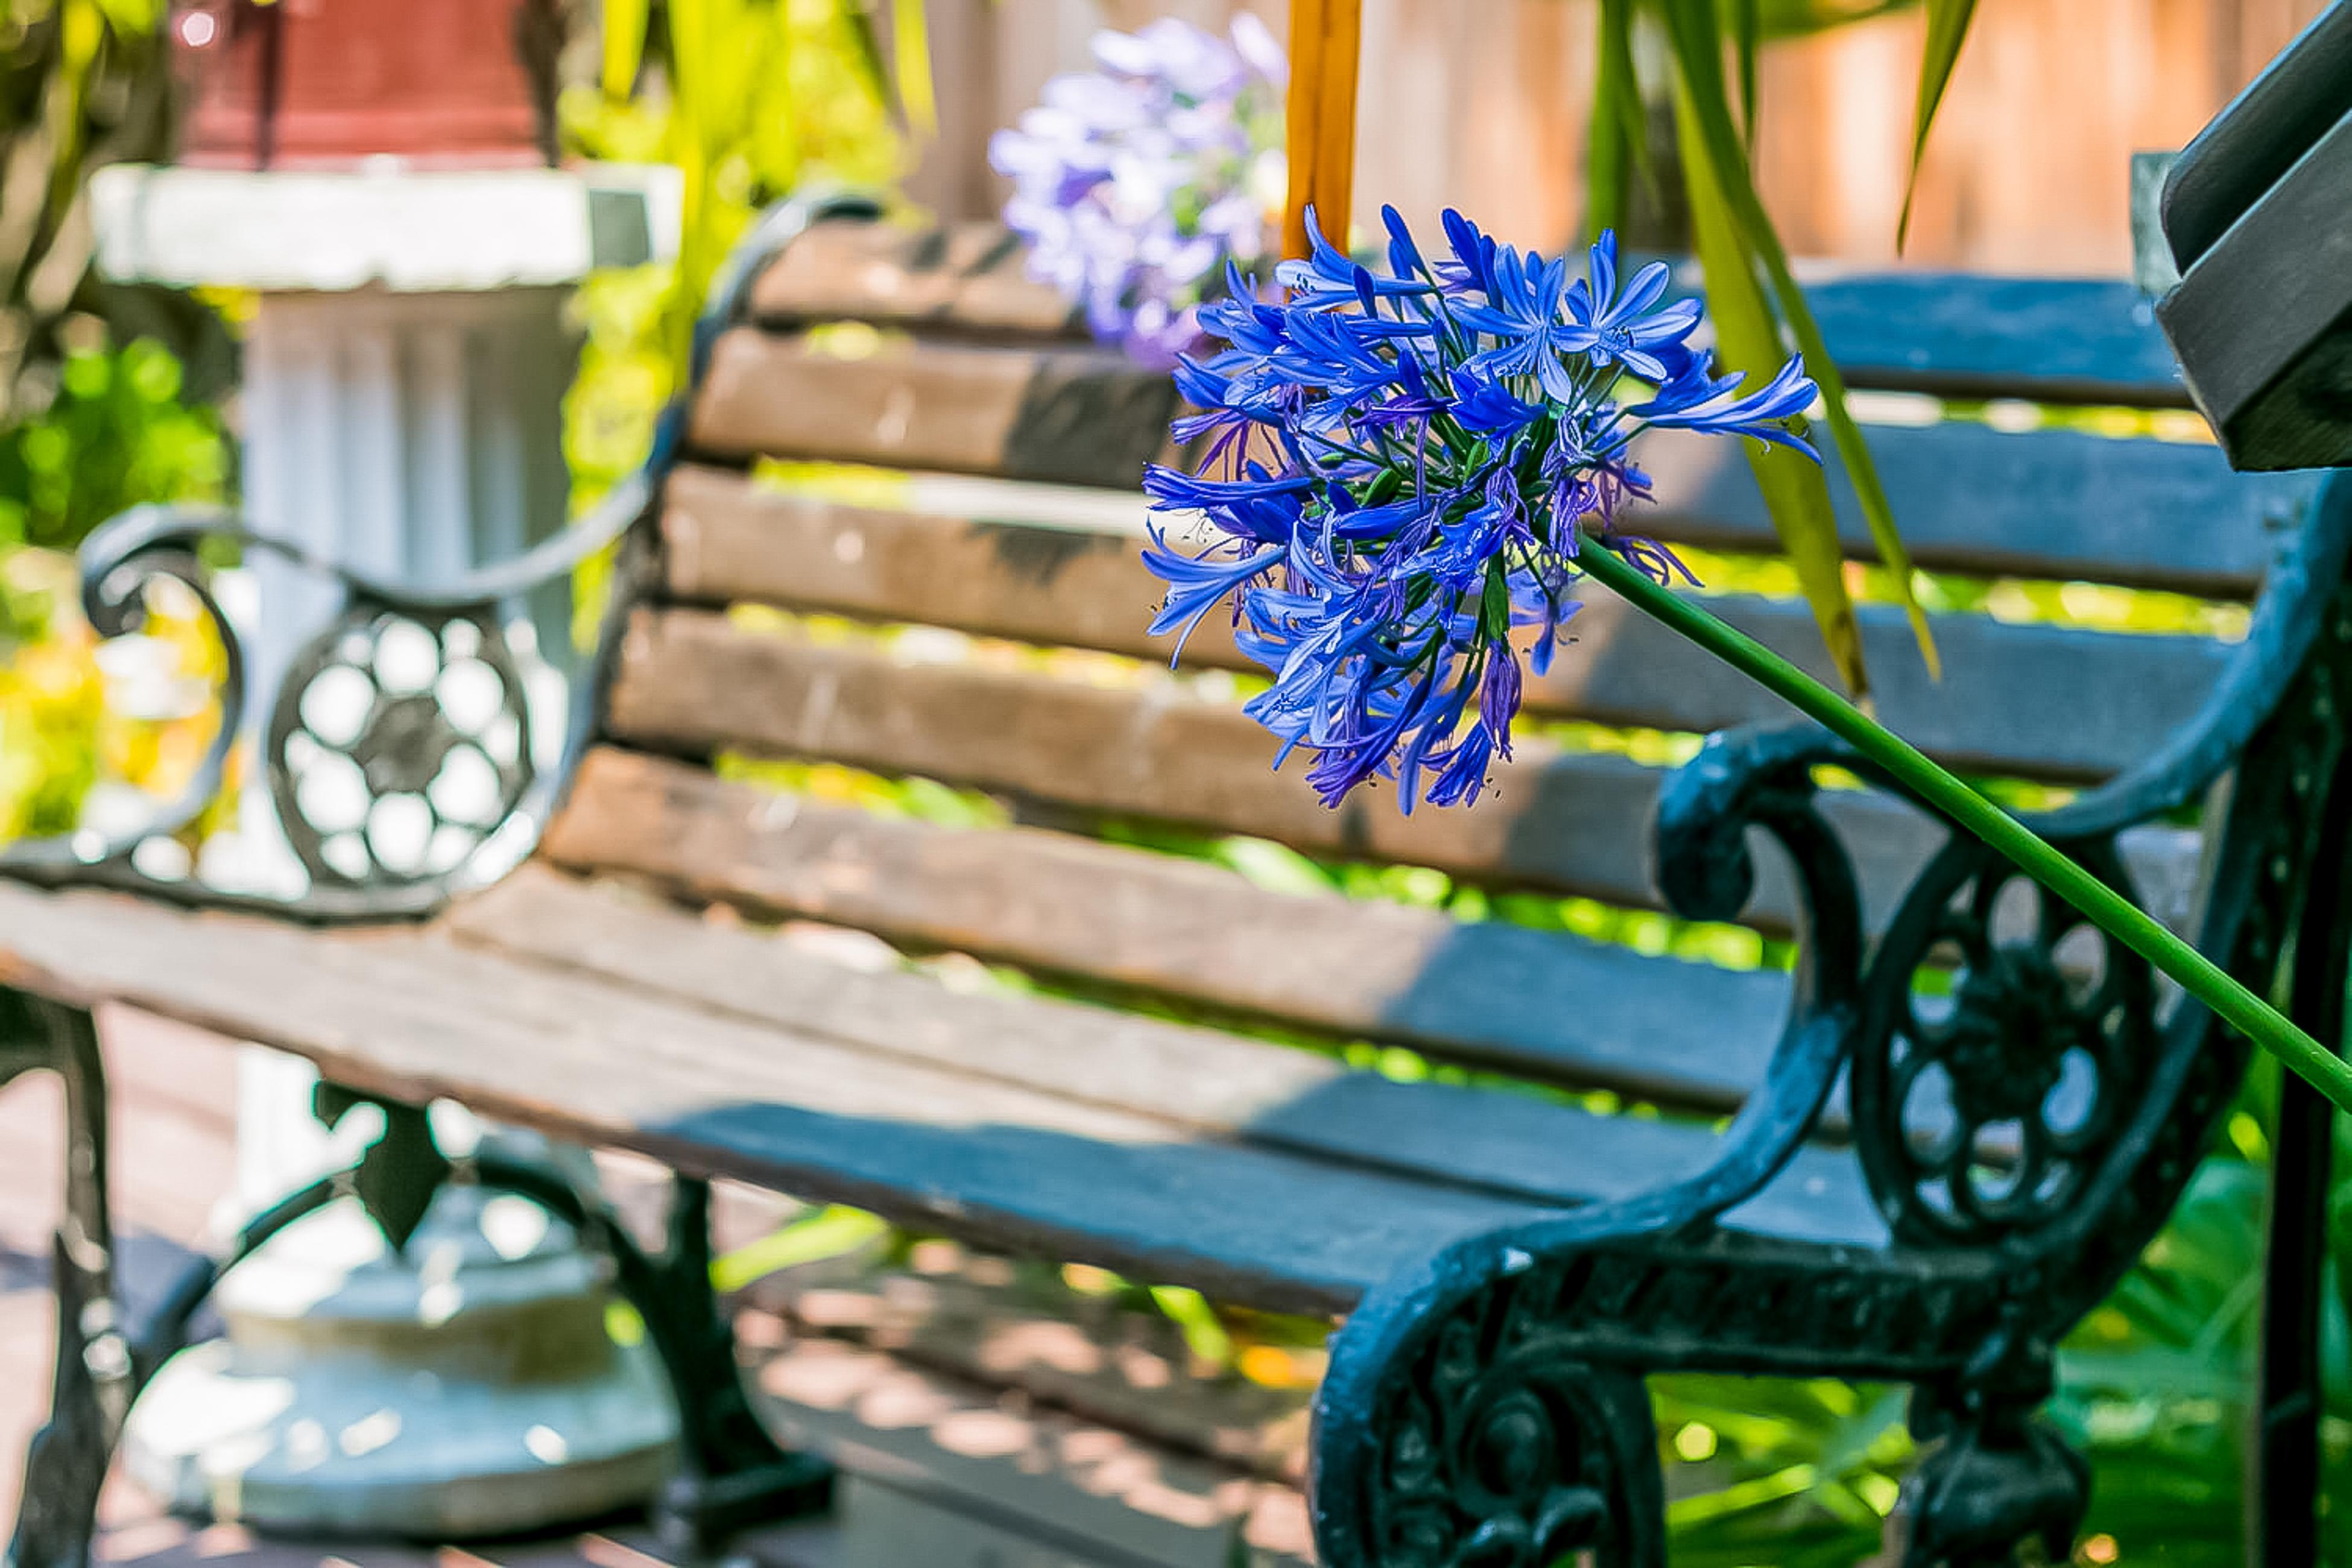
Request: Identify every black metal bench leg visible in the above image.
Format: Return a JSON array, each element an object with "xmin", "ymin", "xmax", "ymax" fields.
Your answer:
[
  {"xmin": 5, "ymin": 999, "xmax": 133, "ymax": 1568},
  {"xmin": 2255, "ymin": 1072, "xmax": 2330, "ymax": 1567},
  {"xmin": 1896, "ymin": 1366, "xmax": 2088, "ymax": 1568},
  {"xmin": 471, "ymin": 1158, "xmax": 830, "ymax": 1559},
  {"xmin": 633, "ymin": 1177, "xmax": 833, "ymax": 1558},
  {"xmin": 2251, "ymin": 759, "xmax": 2352, "ymax": 1568}
]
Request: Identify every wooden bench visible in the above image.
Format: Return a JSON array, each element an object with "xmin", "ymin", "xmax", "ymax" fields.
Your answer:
[{"xmin": 7, "ymin": 191, "xmax": 2351, "ymax": 1567}]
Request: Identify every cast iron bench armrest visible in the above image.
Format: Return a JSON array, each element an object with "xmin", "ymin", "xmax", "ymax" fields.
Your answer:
[
  {"xmin": 1314, "ymin": 474, "xmax": 2352, "ymax": 1563},
  {"xmin": 0, "ymin": 187, "xmax": 890, "ymax": 920},
  {"xmin": 0, "ymin": 475, "xmax": 650, "ymax": 919},
  {"xmin": 1312, "ymin": 719, "xmax": 1877, "ymax": 1561}
]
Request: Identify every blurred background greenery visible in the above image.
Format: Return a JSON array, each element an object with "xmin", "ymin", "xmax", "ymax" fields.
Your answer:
[{"xmin": 0, "ymin": 2, "xmax": 2342, "ymax": 1563}]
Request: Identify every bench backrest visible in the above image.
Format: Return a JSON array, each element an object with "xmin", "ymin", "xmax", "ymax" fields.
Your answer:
[{"xmin": 543, "ymin": 213, "xmax": 2322, "ymax": 1111}]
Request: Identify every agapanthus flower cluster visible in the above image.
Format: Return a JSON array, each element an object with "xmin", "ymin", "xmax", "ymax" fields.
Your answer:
[
  {"xmin": 989, "ymin": 17, "xmax": 1286, "ymax": 367},
  {"xmin": 1142, "ymin": 207, "xmax": 1820, "ymax": 811}
]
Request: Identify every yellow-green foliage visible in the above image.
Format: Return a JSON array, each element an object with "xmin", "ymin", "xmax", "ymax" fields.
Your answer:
[
  {"xmin": 563, "ymin": 0, "xmax": 914, "ymax": 387},
  {"xmin": 558, "ymin": 0, "xmax": 921, "ymax": 640},
  {"xmin": 0, "ymin": 547, "xmax": 232, "ymax": 846}
]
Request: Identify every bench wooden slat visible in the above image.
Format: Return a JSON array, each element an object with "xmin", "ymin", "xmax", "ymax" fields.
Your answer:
[
  {"xmin": 750, "ymin": 220, "xmax": 1081, "ymax": 338},
  {"xmin": 1643, "ymin": 419, "xmax": 2315, "ymax": 598},
  {"xmin": 661, "ymin": 464, "xmax": 2233, "ymax": 782},
  {"xmin": 1795, "ymin": 272, "xmax": 2191, "ymax": 406},
  {"xmin": 602, "ymin": 610, "xmax": 2205, "ymax": 935},
  {"xmin": 544, "ymin": 750, "xmax": 1791, "ymax": 1111},
  {"xmin": 0, "ymin": 880, "xmax": 1551, "ymax": 1315},
  {"xmin": 683, "ymin": 350, "xmax": 2318, "ymax": 597},
  {"xmin": 687, "ymin": 329, "xmax": 1175, "ymax": 489},
  {"xmin": 447, "ymin": 867, "xmax": 1881, "ymax": 1246},
  {"xmin": 0, "ymin": 878, "xmax": 1877, "ymax": 1318},
  {"xmin": 749, "ymin": 223, "xmax": 2196, "ymax": 406}
]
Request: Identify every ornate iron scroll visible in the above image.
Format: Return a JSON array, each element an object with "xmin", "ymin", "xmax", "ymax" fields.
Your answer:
[
  {"xmin": 1314, "ymin": 735, "xmax": 1870, "ymax": 1567},
  {"xmin": 1853, "ymin": 839, "xmax": 2160, "ymax": 1247},
  {"xmin": 1315, "ymin": 473, "xmax": 2352, "ymax": 1568}
]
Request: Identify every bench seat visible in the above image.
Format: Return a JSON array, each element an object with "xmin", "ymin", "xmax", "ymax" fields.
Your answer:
[
  {"xmin": 0, "ymin": 858, "xmax": 1885, "ymax": 1323},
  {"xmin": 10, "ymin": 199, "xmax": 2352, "ymax": 1567}
]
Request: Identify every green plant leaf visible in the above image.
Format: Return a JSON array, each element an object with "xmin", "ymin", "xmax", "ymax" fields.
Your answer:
[
  {"xmin": 712, "ymin": 1204, "xmax": 890, "ymax": 1291},
  {"xmin": 1730, "ymin": 0, "xmax": 1760, "ymax": 150},
  {"xmin": 751, "ymin": 0, "xmax": 803, "ymax": 192},
  {"xmin": 90, "ymin": 0, "xmax": 161, "ymax": 33},
  {"xmin": 602, "ymin": 0, "xmax": 649, "ymax": 99},
  {"xmin": 1585, "ymin": 0, "xmax": 1650, "ymax": 238},
  {"xmin": 893, "ymin": 0, "xmax": 937, "ymax": 139},
  {"xmin": 1898, "ymin": 0, "xmax": 1976, "ymax": 250},
  {"xmin": 1756, "ymin": 0, "xmax": 1915, "ymax": 37},
  {"xmin": 1675, "ymin": 80, "xmax": 1866, "ymax": 695},
  {"xmin": 1148, "ymin": 1283, "xmax": 1235, "ymax": 1368},
  {"xmin": 841, "ymin": 1, "xmax": 897, "ymax": 119},
  {"xmin": 1662, "ymin": 0, "xmax": 1938, "ymax": 685}
]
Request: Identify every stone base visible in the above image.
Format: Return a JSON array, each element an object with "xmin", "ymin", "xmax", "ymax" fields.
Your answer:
[
  {"xmin": 124, "ymin": 1337, "xmax": 677, "ymax": 1539},
  {"xmin": 121, "ymin": 1183, "xmax": 680, "ymax": 1540}
]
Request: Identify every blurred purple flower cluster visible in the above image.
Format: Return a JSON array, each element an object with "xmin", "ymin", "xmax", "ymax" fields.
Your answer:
[{"xmin": 989, "ymin": 16, "xmax": 1287, "ymax": 367}]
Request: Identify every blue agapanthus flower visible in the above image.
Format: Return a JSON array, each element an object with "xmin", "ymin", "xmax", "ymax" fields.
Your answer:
[
  {"xmin": 1142, "ymin": 207, "xmax": 1820, "ymax": 812},
  {"xmin": 990, "ymin": 17, "xmax": 1286, "ymax": 368}
]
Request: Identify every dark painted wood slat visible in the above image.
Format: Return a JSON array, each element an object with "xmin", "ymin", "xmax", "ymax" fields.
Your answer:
[
  {"xmin": 601, "ymin": 612, "xmax": 2205, "ymax": 938},
  {"xmin": 448, "ymin": 867, "xmax": 1882, "ymax": 1246},
  {"xmin": 680, "ymin": 375, "xmax": 2318, "ymax": 599},
  {"xmin": 660, "ymin": 465, "xmax": 2233, "ymax": 782},
  {"xmin": 748, "ymin": 221, "xmax": 2195, "ymax": 406},
  {"xmin": 0, "ymin": 879, "xmax": 1877, "ymax": 1317},
  {"xmin": 686, "ymin": 328, "xmax": 1175, "ymax": 490},
  {"xmin": 543, "ymin": 749, "xmax": 1794, "ymax": 1112},
  {"xmin": 1639, "ymin": 418, "xmax": 2319, "ymax": 598},
  {"xmin": 1795, "ymin": 272, "xmax": 2192, "ymax": 405},
  {"xmin": 0, "ymin": 880, "xmax": 1546, "ymax": 1315}
]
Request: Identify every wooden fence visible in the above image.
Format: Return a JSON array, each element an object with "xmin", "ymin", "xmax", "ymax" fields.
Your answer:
[{"xmin": 903, "ymin": 0, "xmax": 2332, "ymax": 274}]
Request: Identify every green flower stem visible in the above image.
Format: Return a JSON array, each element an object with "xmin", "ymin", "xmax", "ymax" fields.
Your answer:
[{"xmin": 1579, "ymin": 540, "xmax": 2352, "ymax": 1116}]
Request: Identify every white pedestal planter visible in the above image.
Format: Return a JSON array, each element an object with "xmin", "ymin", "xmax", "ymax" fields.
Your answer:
[
  {"xmin": 239, "ymin": 285, "xmax": 577, "ymax": 691},
  {"xmin": 90, "ymin": 163, "xmax": 685, "ymax": 1537},
  {"xmin": 127, "ymin": 1181, "xmax": 679, "ymax": 1538}
]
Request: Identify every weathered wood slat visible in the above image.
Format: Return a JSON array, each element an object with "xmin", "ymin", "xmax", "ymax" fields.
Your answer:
[
  {"xmin": 1643, "ymin": 418, "xmax": 2316, "ymax": 598},
  {"xmin": 1792, "ymin": 271, "xmax": 2193, "ymax": 406},
  {"xmin": 0, "ymin": 880, "xmax": 1877, "ymax": 1315},
  {"xmin": 602, "ymin": 612, "xmax": 2206, "ymax": 937},
  {"xmin": 660, "ymin": 464, "xmax": 2233, "ymax": 781},
  {"xmin": 543, "ymin": 750, "xmax": 1791, "ymax": 1111},
  {"xmin": 750, "ymin": 220, "xmax": 1081, "ymax": 339},
  {"xmin": 749, "ymin": 221, "xmax": 2199, "ymax": 406},
  {"xmin": 447, "ymin": 867, "xmax": 1880, "ymax": 1245},
  {"xmin": 0, "ymin": 880, "xmax": 1543, "ymax": 1315},
  {"xmin": 687, "ymin": 329, "xmax": 1175, "ymax": 490},
  {"xmin": 682, "ymin": 359, "xmax": 2318, "ymax": 598}
]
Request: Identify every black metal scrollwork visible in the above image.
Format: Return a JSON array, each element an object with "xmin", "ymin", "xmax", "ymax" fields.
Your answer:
[
  {"xmin": 1854, "ymin": 839, "xmax": 2158, "ymax": 1247},
  {"xmin": 0, "ymin": 186, "xmax": 885, "ymax": 922},
  {"xmin": 1315, "ymin": 737, "xmax": 1870, "ymax": 1568},
  {"xmin": 1323, "ymin": 1250, "xmax": 1664, "ymax": 1568},
  {"xmin": 267, "ymin": 602, "xmax": 534, "ymax": 889}
]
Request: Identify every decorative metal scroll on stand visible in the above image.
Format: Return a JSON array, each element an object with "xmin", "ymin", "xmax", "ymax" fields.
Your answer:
[{"xmin": 0, "ymin": 484, "xmax": 645, "ymax": 917}]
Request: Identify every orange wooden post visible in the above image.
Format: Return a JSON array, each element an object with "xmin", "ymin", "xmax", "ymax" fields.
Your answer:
[{"xmin": 1282, "ymin": 0, "xmax": 1364, "ymax": 263}]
